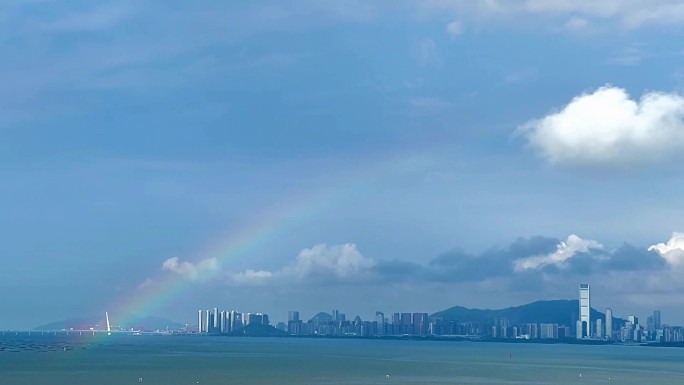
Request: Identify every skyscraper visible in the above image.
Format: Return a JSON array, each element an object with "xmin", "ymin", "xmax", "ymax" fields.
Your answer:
[
  {"xmin": 213, "ymin": 307, "xmax": 219, "ymax": 330},
  {"xmin": 605, "ymin": 308, "xmax": 612, "ymax": 340},
  {"xmin": 392, "ymin": 313, "xmax": 400, "ymax": 335},
  {"xmin": 654, "ymin": 310, "xmax": 662, "ymax": 330},
  {"xmin": 220, "ymin": 311, "xmax": 226, "ymax": 333},
  {"xmin": 288, "ymin": 311, "xmax": 300, "ymax": 323},
  {"xmin": 412, "ymin": 313, "xmax": 428, "ymax": 336},
  {"xmin": 198, "ymin": 310, "xmax": 203, "ymax": 333},
  {"xmin": 204, "ymin": 310, "xmax": 210, "ymax": 333},
  {"xmin": 579, "ymin": 284, "xmax": 590, "ymax": 338},
  {"xmin": 375, "ymin": 311, "xmax": 385, "ymax": 335},
  {"xmin": 628, "ymin": 315, "xmax": 638, "ymax": 326}
]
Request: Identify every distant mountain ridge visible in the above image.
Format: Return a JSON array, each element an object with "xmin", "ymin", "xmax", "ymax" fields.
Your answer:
[
  {"xmin": 34, "ymin": 316, "xmax": 184, "ymax": 331},
  {"xmin": 430, "ymin": 300, "xmax": 623, "ymax": 326}
]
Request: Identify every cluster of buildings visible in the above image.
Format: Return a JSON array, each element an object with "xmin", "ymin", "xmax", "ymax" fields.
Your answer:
[
  {"xmin": 276, "ymin": 310, "xmax": 430, "ymax": 337},
  {"xmin": 197, "ymin": 308, "xmax": 269, "ymax": 334},
  {"xmin": 196, "ymin": 284, "xmax": 684, "ymax": 344},
  {"xmin": 576, "ymin": 284, "xmax": 684, "ymax": 343}
]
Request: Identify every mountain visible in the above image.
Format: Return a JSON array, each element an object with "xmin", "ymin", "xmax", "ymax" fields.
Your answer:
[
  {"xmin": 34, "ymin": 316, "xmax": 184, "ymax": 331},
  {"xmin": 430, "ymin": 300, "xmax": 623, "ymax": 326},
  {"xmin": 33, "ymin": 317, "xmax": 99, "ymax": 331},
  {"xmin": 309, "ymin": 312, "xmax": 333, "ymax": 323}
]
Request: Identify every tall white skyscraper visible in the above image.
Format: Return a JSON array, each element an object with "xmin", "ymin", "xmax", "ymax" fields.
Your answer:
[
  {"xmin": 579, "ymin": 284, "xmax": 590, "ymax": 338},
  {"xmin": 198, "ymin": 310, "xmax": 203, "ymax": 333},
  {"xmin": 220, "ymin": 311, "xmax": 226, "ymax": 333},
  {"xmin": 605, "ymin": 308, "xmax": 612, "ymax": 340},
  {"xmin": 204, "ymin": 310, "xmax": 210, "ymax": 333}
]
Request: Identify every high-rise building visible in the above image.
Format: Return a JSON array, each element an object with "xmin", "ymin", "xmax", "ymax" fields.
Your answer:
[
  {"xmin": 400, "ymin": 313, "xmax": 412, "ymax": 335},
  {"xmin": 204, "ymin": 310, "xmax": 210, "ymax": 333},
  {"xmin": 213, "ymin": 307, "xmax": 219, "ymax": 330},
  {"xmin": 654, "ymin": 310, "xmax": 662, "ymax": 330},
  {"xmin": 229, "ymin": 311, "xmax": 243, "ymax": 331},
  {"xmin": 627, "ymin": 315, "xmax": 638, "ymax": 326},
  {"xmin": 596, "ymin": 318, "xmax": 603, "ymax": 339},
  {"xmin": 392, "ymin": 313, "xmax": 401, "ymax": 335},
  {"xmin": 579, "ymin": 284, "xmax": 590, "ymax": 338},
  {"xmin": 220, "ymin": 311, "xmax": 226, "ymax": 333},
  {"xmin": 198, "ymin": 310, "xmax": 203, "ymax": 333},
  {"xmin": 287, "ymin": 311, "xmax": 302, "ymax": 334},
  {"xmin": 288, "ymin": 311, "xmax": 300, "ymax": 323},
  {"xmin": 412, "ymin": 313, "xmax": 428, "ymax": 336},
  {"xmin": 605, "ymin": 308, "xmax": 613, "ymax": 340},
  {"xmin": 540, "ymin": 323, "xmax": 557, "ymax": 339},
  {"xmin": 375, "ymin": 312, "xmax": 385, "ymax": 335}
]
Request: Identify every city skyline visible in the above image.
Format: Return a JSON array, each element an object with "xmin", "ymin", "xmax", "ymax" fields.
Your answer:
[
  {"xmin": 18, "ymin": 282, "xmax": 675, "ymax": 339},
  {"xmin": 2, "ymin": 1, "xmax": 684, "ymax": 329},
  {"xmin": 188, "ymin": 283, "xmax": 678, "ymax": 344}
]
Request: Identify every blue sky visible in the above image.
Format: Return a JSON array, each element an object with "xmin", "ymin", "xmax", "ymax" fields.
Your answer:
[{"xmin": 2, "ymin": 0, "xmax": 684, "ymax": 329}]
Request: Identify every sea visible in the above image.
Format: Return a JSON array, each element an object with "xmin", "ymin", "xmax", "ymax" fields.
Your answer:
[{"xmin": 1, "ymin": 333, "xmax": 683, "ymax": 385}]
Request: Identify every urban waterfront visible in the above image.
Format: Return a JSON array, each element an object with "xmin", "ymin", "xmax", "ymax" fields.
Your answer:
[
  {"xmin": 2, "ymin": 334, "xmax": 684, "ymax": 385},
  {"xmin": 193, "ymin": 284, "xmax": 681, "ymax": 344}
]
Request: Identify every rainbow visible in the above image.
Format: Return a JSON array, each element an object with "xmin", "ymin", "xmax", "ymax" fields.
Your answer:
[{"xmin": 103, "ymin": 155, "xmax": 431, "ymax": 330}]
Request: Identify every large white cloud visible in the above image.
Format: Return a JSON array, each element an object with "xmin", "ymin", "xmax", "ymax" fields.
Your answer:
[
  {"xmin": 289, "ymin": 243, "xmax": 376, "ymax": 278},
  {"xmin": 227, "ymin": 243, "xmax": 376, "ymax": 285},
  {"xmin": 162, "ymin": 257, "xmax": 219, "ymax": 280},
  {"xmin": 519, "ymin": 86, "xmax": 684, "ymax": 166},
  {"xmin": 514, "ymin": 234, "xmax": 603, "ymax": 270},
  {"xmin": 648, "ymin": 232, "xmax": 684, "ymax": 267}
]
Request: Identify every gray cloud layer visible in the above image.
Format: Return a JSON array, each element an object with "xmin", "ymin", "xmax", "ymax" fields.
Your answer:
[{"xmin": 162, "ymin": 233, "xmax": 681, "ymax": 292}]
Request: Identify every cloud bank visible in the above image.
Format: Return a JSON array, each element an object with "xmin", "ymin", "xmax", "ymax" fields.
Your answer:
[
  {"xmin": 519, "ymin": 86, "xmax": 684, "ymax": 167},
  {"xmin": 514, "ymin": 234, "xmax": 603, "ymax": 270},
  {"xmin": 162, "ymin": 234, "xmax": 680, "ymax": 291}
]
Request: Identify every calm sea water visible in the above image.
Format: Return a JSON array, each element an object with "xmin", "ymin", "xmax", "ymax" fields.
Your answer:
[{"xmin": 1, "ymin": 334, "xmax": 683, "ymax": 385}]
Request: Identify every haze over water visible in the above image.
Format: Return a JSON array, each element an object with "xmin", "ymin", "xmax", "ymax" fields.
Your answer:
[{"xmin": 2, "ymin": 335, "xmax": 683, "ymax": 385}]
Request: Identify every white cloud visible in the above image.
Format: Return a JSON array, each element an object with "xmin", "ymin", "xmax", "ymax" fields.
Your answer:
[
  {"xmin": 648, "ymin": 232, "xmax": 684, "ymax": 267},
  {"xmin": 227, "ymin": 243, "xmax": 376, "ymax": 286},
  {"xmin": 519, "ymin": 85, "xmax": 684, "ymax": 166},
  {"xmin": 515, "ymin": 234, "xmax": 603, "ymax": 270},
  {"xmin": 162, "ymin": 257, "xmax": 220, "ymax": 280},
  {"xmin": 228, "ymin": 269, "xmax": 274, "ymax": 286},
  {"xmin": 289, "ymin": 243, "xmax": 375, "ymax": 278},
  {"xmin": 446, "ymin": 20, "xmax": 464, "ymax": 38}
]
